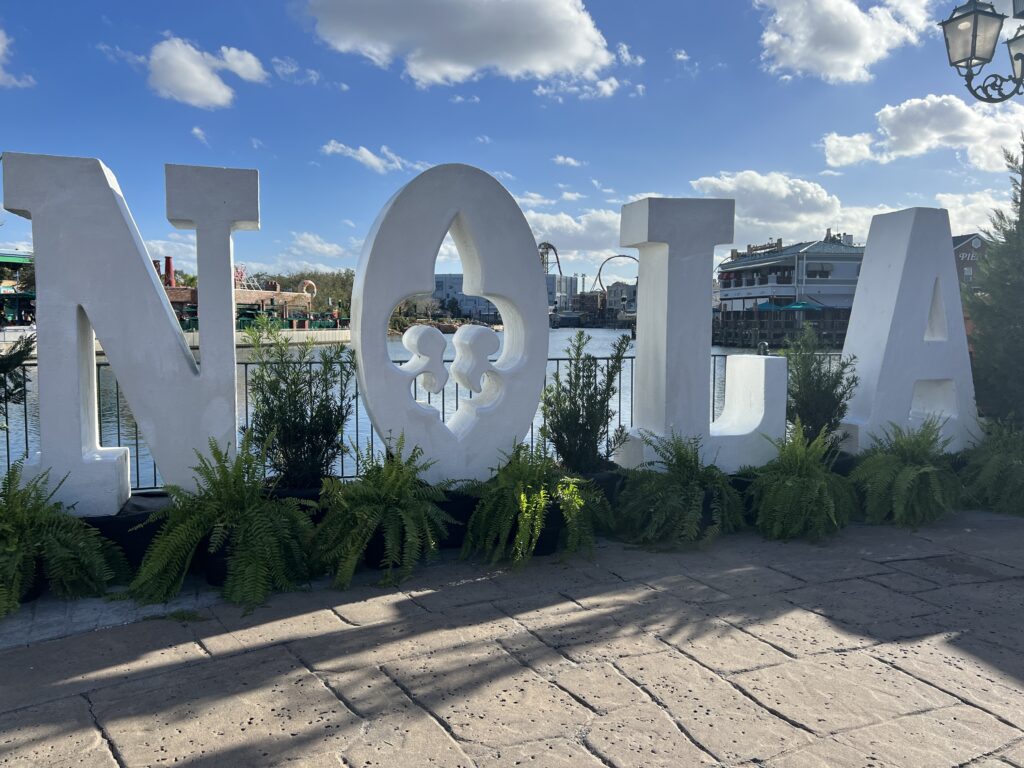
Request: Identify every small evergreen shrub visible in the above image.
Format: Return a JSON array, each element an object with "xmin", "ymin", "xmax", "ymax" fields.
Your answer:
[
  {"xmin": 749, "ymin": 421, "xmax": 857, "ymax": 540},
  {"xmin": 541, "ymin": 330, "xmax": 631, "ymax": 473},
  {"xmin": 614, "ymin": 431, "xmax": 743, "ymax": 547},
  {"xmin": 245, "ymin": 319, "xmax": 356, "ymax": 489},
  {"xmin": 130, "ymin": 431, "xmax": 312, "ymax": 610},
  {"xmin": 784, "ymin": 324, "xmax": 859, "ymax": 447},
  {"xmin": 461, "ymin": 444, "xmax": 604, "ymax": 566},
  {"xmin": 963, "ymin": 421, "xmax": 1024, "ymax": 516},
  {"xmin": 0, "ymin": 463, "xmax": 128, "ymax": 617},
  {"xmin": 0, "ymin": 334, "xmax": 34, "ymax": 424},
  {"xmin": 314, "ymin": 434, "xmax": 454, "ymax": 589},
  {"xmin": 851, "ymin": 417, "xmax": 961, "ymax": 527}
]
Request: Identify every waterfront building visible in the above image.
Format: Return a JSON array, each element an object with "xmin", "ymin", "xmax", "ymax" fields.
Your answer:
[
  {"xmin": 714, "ymin": 229, "xmax": 986, "ymax": 348},
  {"xmin": 434, "ymin": 272, "xmax": 557, "ymax": 319},
  {"xmin": 606, "ymin": 281, "xmax": 637, "ymax": 316},
  {"xmin": 0, "ymin": 249, "xmax": 35, "ymax": 325}
]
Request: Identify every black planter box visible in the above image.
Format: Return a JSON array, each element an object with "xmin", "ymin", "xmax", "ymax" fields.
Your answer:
[{"xmin": 83, "ymin": 492, "xmax": 170, "ymax": 572}]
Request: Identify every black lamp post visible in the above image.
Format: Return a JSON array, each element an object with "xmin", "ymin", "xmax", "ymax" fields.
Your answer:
[{"xmin": 942, "ymin": 1, "xmax": 1024, "ymax": 102}]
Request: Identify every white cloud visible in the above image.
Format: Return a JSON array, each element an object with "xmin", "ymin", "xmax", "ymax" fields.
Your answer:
[
  {"xmin": 148, "ymin": 36, "xmax": 267, "ymax": 108},
  {"xmin": 191, "ymin": 126, "xmax": 208, "ymax": 145},
  {"xmin": 823, "ymin": 94, "xmax": 1024, "ymax": 172},
  {"xmin": 561, "ymin": 191, "xmax": 587, "ymax": 201},
  {"xmin": 0, "ymin": 29, "xmax": 34, "ymax": 88},
  {"xmin": 936, "ymin": 190, "xmax": 1008, "ymax": 234},
  {"xmin": 755, "ymin": 0, "xmax": 931, "ymax": 83},
  {"xmin": 251, "ymin": 137, "xmax": 264, "ymax": 149},
  {"xmin": 616, "ymin": 43, "xmax": 645, "ymax": 66},
  {"xmin": 673, "ymin": 49, "xmax": 690, "ymax": 62},
  {"xmin": 631, "ymin": 83, "xmax": 646, "ymax": 97},
  {"xmin": 819, "ymin": 169, "xmax": 843, "ymax": 177},
  {"xmin": 97, "ymin": 42, "xmax": 147, "ymax": 69},
  {"xmin": 307, "ymin": 0, "xmax": 614, "ymax": 89},
  {"xmin": 476, "ymin": 134, "xmax": 492, "ymax": 144},
  {"xmin": 288, "ymin": 231, "xmax": 347, "ymax": 258},
  {"xmin": 534, "ymin": 75, "xmax": 622, "ymax": 101},
  {"xmin": 524, "ymin": 208, "xmax": 631, "ymax": 275},
  {"xmin": 271, "ymin": 55, "xmax": 321, "ymax": 84},
  {"xmin": 342, "ymin": 218, "xmax": 356, "ymax": 228},
  {"xmin": 491, "ymin": 170, "xmax": 516, "ymax": 181},
  {"xmin": 590, "ymin": 178, "xmax": 615, "ymax": 193},
  {"xmin": 553, "ymin": 154, "xmax": 585, "ymax": 167},
  {"xmin": 338, "ymin": 82, "xmax": 350, "ymax": 92},
  {"xmin": 450, "ymin": 94, "xmax": 480, "ymax": 104},
  {"xmin": 145, "ymin": 233, "xmax": 198, "ymax": 273},
  {"xmin": 320, "ymin": 140, "xmax": 430, "ymax": 174},
  {"xmin": 514, "ymin": 192, "xmax": 556, "ymax": 209},
  {"xmin": 690, "ymin": 169, "xmax": 895, "ymax": 245}
]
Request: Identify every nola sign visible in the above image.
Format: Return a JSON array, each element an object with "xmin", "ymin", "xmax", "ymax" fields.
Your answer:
[{"xmin": 1, "ymin": 153, "xmax": 980, "ymax": 515}]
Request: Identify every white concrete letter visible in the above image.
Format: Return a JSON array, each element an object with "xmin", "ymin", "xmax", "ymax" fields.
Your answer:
[
  {"xmin": 617, "ymin": 198, "xmax": 787, "ymax": 472},
  {"xmin": 842, "ymin": 207, "xmax": 979, "ymax": 451},
  {"xmin": 2, "ymin": 153, "xmax": 257, "ymax": 515},
  {"xmin": 352, "ymin": 164, "xmax": 548, "ymax": 483}
]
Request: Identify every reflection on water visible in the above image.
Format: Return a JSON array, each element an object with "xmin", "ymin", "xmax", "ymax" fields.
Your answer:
[{"xmin": 1, "ymin": 329, "xmax": 746, "ymax": 488}]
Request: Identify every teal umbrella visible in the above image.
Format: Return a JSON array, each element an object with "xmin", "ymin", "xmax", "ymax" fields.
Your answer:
[{"xmin": 782, "ymin": 301, "xmax": 821, "ymax": 311}]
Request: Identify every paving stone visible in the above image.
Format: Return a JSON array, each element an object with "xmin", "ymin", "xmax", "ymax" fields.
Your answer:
[
  {"xmin": 707, "ymin": 597, "xmax": 876, "ymax": 657},
  {"xmin": 999, "ymin": 740, "xmax": 1024, "ymax": 767},
  {"xmin": 682, "ymin": 562, "xmax": 806, "ymax": 597},
  {"xmin": 89, "ymin": 646, "xmax": 361, "ymax": 766},
  {"xmin": 766, "ymin": 738, "xmax": 895, "ymax": 768},
  {"xmin": 836, "ymin": 705, "xmax": 1020, "ymax": 768},
  {"xmin": 651, "ymin": 613, "xmax": 792, "ymax": 674},
  {"xmin": 551, "ymin": 661, "xmax": 651, "ymax": 714},
  {"xmin": 203, "ymin": 591, "xmax": 352, "ymax": 655},
  {"xmin": 829, "ymin": 526, "xmax": 953, "ymax": 562},
  {"xmin": 784, "ymin": 579, "xmax": 938, "ymax": 626},
  {"xmin": 404, "ymin": 576, "xmax": 509, "ymax": 613},
  {"xmin": 321, "ymin": 667, "xmax": 473, "ymax": 767},
  {"xmin": 470, "ymin": 738, "xmax": 606, "ymax": 768},
  {"xmin": 292, "ymin": 603, "xmax": 519, "ymax": 673},
  {"xmin": 616, "ymin": 651, "xmax": 813, "ymax": 763},
  {"xmin": 583, "ymin": 703, "xmax": 719, "ymax": 767},
  {"xmin": 497, "ymin": 630, "xmax": 575, "ymax": 677},
  {"xmin": 887, "ymin": 555, "xmax": 1023, "ymax": 586},
  {"xmin": 871, "ymin": 634, "xmax": 1024, "ymax": 729},
  {"xmin": 639, "ymin": 572, "xmax": 732, "ymax": 603},
  {"xmin": 865, "ymin": 571, "xmax": 940, "ymax": 594},
  {"xmin": 0, "ymin": 696, "xmax": 118, "ymax": 767},
  {"xmin": 768, "ymin": 555, "xmax": 893, "ymax": 584},
  {"xmin": 732, "ymin": 652, "xmax": 955, "ymax": 734},
  {"xmin": 915, "ymin": 580, "xmax": 1024, "ymax": 616},
  {"xmin": 330, "ymin": 587, "xmax": 431, "ymax": 625},
  {"xmin": 383, "ymin": 640, "xmax": 590, "ymax": 747},
  {"xmin": 0, "ymin": 619, "xmax": 207, "ymax": 713}
]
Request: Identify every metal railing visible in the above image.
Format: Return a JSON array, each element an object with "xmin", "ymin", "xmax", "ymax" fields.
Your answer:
[{"xmin": 1, "ymin": 354, "xmax": 738, "ymax": 489}]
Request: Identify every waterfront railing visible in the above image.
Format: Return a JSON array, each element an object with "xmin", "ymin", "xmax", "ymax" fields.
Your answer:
[{"xmin": 0, "ymin": 354, "xmax": 745, "ymax": 490}]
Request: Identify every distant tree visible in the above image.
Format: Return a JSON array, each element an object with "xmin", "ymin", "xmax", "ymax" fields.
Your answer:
[
  {"xmin": 174, "ymin": 270, "xmax": 198, "ymax": 288},
  {"xmin": 419, "ymin": 298, "xmax": 441, "ymax": 320},
  {"xmin": 254, "ymin": 269, "xmax": 354, "ymax": 313},
  {"xmin": 445, "ymin": 297, "xmax": 461, "ymax": 318},
  {"xmin": 965, "ymin": 140, "xmax": 1024, "ymax": 427}
]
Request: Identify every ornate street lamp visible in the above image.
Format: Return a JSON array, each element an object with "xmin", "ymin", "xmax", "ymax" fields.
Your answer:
[{"xmin": 942, "ymin": 1, "xmax": 1024, "ymax": 102}]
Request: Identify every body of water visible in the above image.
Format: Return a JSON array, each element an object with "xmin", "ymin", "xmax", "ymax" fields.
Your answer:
[{"xmin": 1, "ymin": 329, "xmax": 745, "ymax": 487}]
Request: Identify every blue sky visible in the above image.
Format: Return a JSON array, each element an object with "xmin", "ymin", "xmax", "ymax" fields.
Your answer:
[{"xmin": 1, "ymin": 0, "xmax": 1022, "ymax": 284}]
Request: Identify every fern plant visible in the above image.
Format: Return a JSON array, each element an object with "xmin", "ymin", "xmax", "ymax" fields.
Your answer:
[
  {"xmin": 245, "ymin": 318, "xmax": 356, "ymax": 488},
  {"xmin": 963, "ymin": 421, "xmax": 1024, "ymax": 516},
  {"xmin": 461, "ymin": 444, "xmax": 604, "ymax": 566},
  {"xmin": 615, "ymin": 431, "xmax": 743, "ymax": 547},
  {"xmin": 851, "ymin": 417, "xmax": 962, "ymax": 527},
  {"xmin": 129, "ymin": 431, "xmax": 312, "ymax": 610},
  {"xmin": 749, "ymin": 421, "xmax": 857, "ymax": 540},
  {"xmin": 540, "ymin": 330, "xmax": 631, "ymax": 473},
  {"xmin": 314, "ymin": 434, "xmax": 454, "ymax": 589},
  {"xmin": 0, "ymin": 462, "xmax": 128, "ymax": 617}
]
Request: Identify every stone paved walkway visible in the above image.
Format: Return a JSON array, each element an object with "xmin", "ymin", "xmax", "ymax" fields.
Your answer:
[{"xmin": 2, "ymin": 509, "xmax": 1024, "ymax": 767}]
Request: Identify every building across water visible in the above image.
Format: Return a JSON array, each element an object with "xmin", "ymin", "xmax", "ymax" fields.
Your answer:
[{"xmin": 714, "ymin": 229, "xmax": 985, "ymax": 349}]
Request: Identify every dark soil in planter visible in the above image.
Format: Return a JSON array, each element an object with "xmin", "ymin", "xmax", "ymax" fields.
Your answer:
[
  {"xmin": 85, "ymin": 493, "xmax": 170, "ymax": 571},
  {"xmin": 830, "ymin": 452, "xmax": 859, "ymax": 478},
  {"xmin": 583, "ymin": 468, "xmax": 629, "ymax": 507},
  {"xmin": 19, "ymin": 560, "xmax": 46, "ymax": 604},
  {"xmin": 729, "ymin": 473, "xmax": 757, "ymax": 526},
  {"xmin": 204, "ymin": 547, "xmax": 228, "ymax": 588},
  {"xmin": 438, "ymin": 489, "xmax": 476, "ymax": 550},
  {"xmin": 533, "ymin": 504, "xmax": 566, "ymax": 557}
]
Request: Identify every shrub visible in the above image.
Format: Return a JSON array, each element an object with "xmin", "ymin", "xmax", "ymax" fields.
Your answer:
[
  {"xmin": 851, "ymin": 417, "xmax": 961, "ymax": 528},
  {"xmin": 963, "ymin": 421, "xmax": 1024, "ymax": 516},
  {"xmin": 749, "ymin": 421, "xmax": 857, "ymax": 540},
  {"xmin": 130, "ymin": 431, "xmax": 312, "ymax": 610},
  {"xmin": 314, "ymin": 434, "xmax": 454, "ymax": 589},
  {"xmin": 784, "ymin": 324, "xmax": 859, "ymax": 447},
  {"xmin": 461, "ymin": 444, "xmax": 605, "ymax": 566},
  {"xmin": 615, "ymin": 431, "xmax": 743, "ymax": 547},
  {"xmin": 245, "ymin": 319, "xmax": 356, "ymax": 489},
  {"xmin": 0, "ymin": 462, "xmax": 128, "ymax": 617},
  {"xmin": 0, "ymin": 334, "xmax": 34, "ymax": 422},
  {"xmin": 541, "ymin": 330, "xmax": 631, "ymax": 473}
]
